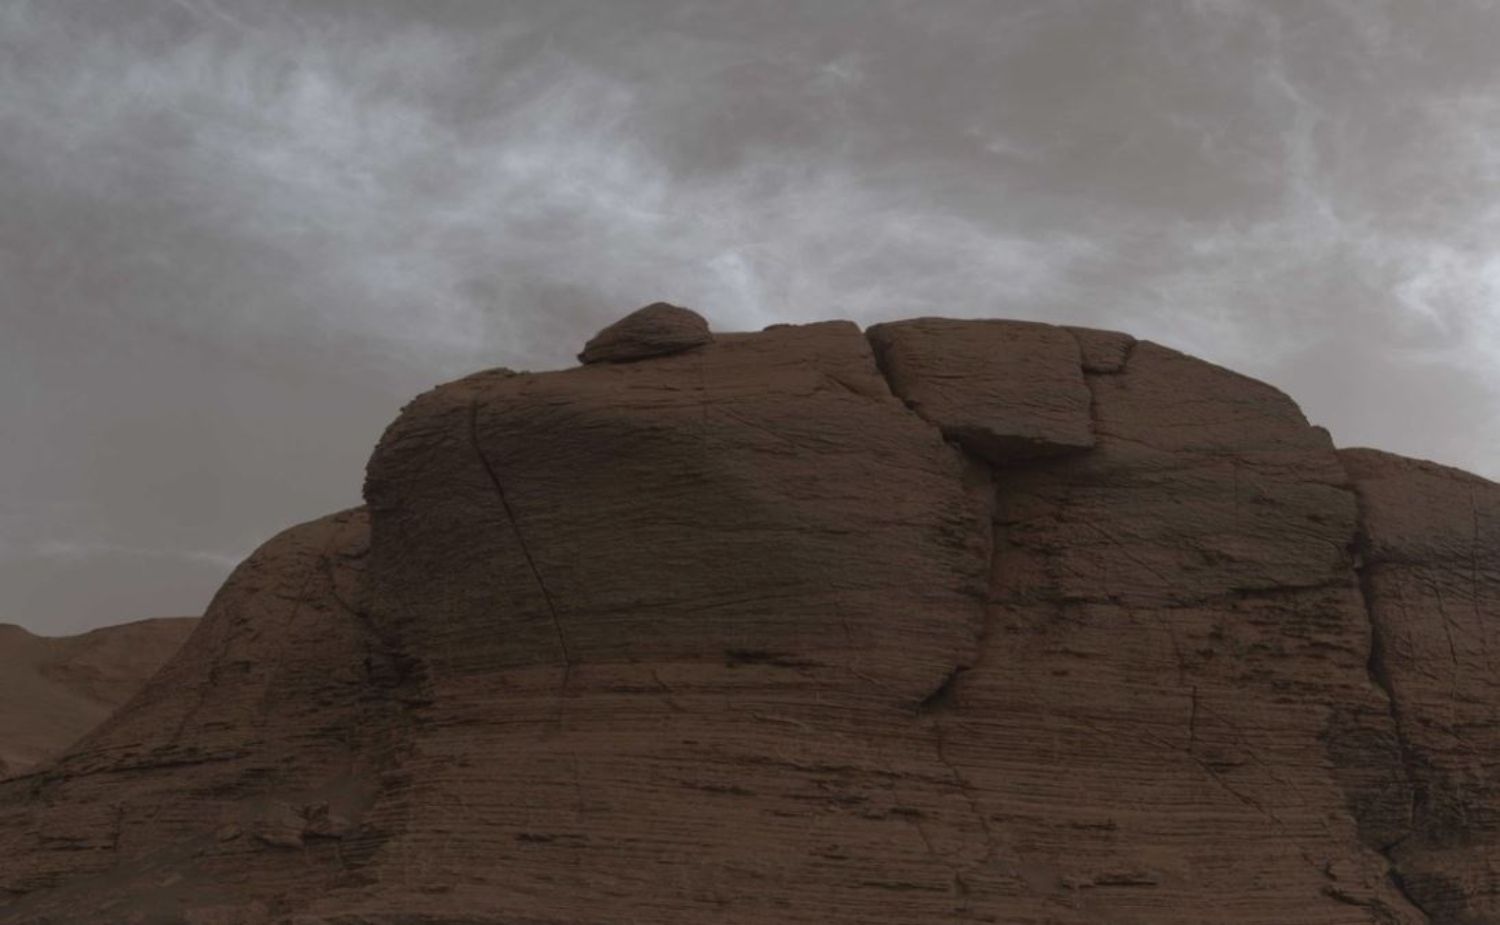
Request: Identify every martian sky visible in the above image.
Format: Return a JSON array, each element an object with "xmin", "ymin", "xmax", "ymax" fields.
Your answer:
[{"xmin": 4, "ymin": 0, "xmax": 1499, "ymax": 632}]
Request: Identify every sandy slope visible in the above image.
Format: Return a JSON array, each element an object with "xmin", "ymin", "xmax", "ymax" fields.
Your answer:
[{"xmin": 0, "ymin": 618, "xmax": 196, "ymax": 776}]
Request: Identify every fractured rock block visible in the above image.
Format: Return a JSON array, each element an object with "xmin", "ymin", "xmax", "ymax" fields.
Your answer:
[
  {"xmin": 866, "ymin": 317, "xmax": 1094, "ymax": 463},
  {"xmin": 1064, "ymin": 324, "xmax": 1135, "ymax": 374}
]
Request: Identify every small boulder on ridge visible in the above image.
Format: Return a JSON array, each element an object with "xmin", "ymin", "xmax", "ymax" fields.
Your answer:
[
  {"xmin": 867, "ymin": 317, "xmax": 1094, "ymax": 463},
  {"xmin": 578, "ymin": 302, "xmax": 713, "ymax": 364}
]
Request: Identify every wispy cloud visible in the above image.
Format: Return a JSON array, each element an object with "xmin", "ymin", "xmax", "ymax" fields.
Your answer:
[
  {"xmin": 32, "ymin": 540, "xmax": 245, "ymax": 570},
  {"xmin": 0, "ymin": 0, "xmax": 1110, "ymax": 373},
  {"xmin": 4, "ymin": 0, "xmax": 1500, "ymax": 630}
]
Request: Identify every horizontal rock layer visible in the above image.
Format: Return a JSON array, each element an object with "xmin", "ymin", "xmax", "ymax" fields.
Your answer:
[
  {"xmin": 0, "ymin": 313, "xmax": 1494, "ymax": 924},
  {"xmin": 1342, "ymin": 448, "xmax": 1500, "ymax": 923}
]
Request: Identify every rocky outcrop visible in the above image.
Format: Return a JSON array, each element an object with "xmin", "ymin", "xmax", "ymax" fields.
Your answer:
[
  {"xmin": 1342, "ymin": 449, "xmax": 1500, "ymax": 922},
  {"xmin": 867, "ymin": 318, "xmax": 1095, "ymax": 462},
  {"xmin": 576, "ymin": 301, "xmax": 713, "ymax": 364},
  {"xmin": 0, "ymin": 509, "xmax": 397, "ymax": 920},
  {"xmin": 0, "ymin": 310, "xmax": 1494, "ymax": 924},
  {"xmin": 0, "ymin": 617, "xmax": 196, "ymax": 777}
]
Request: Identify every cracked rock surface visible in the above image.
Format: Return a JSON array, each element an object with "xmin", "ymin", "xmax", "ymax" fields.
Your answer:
[
  {"xmin": 0, "ymin": 312, "xmax": 1495, "ymax": 924},
  {"xmin": 1342, "ymin": 448, "xmax": 1500, "ymax": 923},
  {"xmin": 868, "ymin": 318, "xmax": 1095, "ymax": 463}
]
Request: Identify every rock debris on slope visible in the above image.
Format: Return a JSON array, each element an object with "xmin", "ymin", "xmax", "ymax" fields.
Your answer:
[{"xmin": 0, "ymin": 305, "xmax": 1495, "ymax": 924}]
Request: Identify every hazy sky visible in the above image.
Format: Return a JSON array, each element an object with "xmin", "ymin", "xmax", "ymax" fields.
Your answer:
[{"xmin": 4, "ymin": 0, "xmax": 1499, "ymax": 633}]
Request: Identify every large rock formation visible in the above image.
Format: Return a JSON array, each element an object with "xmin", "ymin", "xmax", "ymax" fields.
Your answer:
[
  {"xmin": 0, "ymin": 309, "xmax": 1494, "ymax": 924},
  {"xmin": 0, "ymin": 618, "xmax": 197, "ymax": 777}
]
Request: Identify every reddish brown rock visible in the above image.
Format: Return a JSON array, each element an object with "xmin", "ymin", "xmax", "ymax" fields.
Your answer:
[
  {"xmin": 577, "ymin": 301, "xmax": 713, "ymax": 364},
  {"xmin": 1341, "ymin": 448, "xmax": 1500, "ymax": 923},
  {"xmin": 1064, "ymin": 324, "xmax": 1136, "ymax": 374},
  {"xmin": 0, "ymin": 312, "xmax": 1494, "ymax": 923},
  {"xmin": 922, "ymin": 340, "xmax": 1418, "ymax": 923},
  {"xmin": 368, "ymin": 320, "xmax": 988, "ymax": 705},
  {"xmin": 0, "ymin": 617, "xmax": 197, "ymax": 776},
  {"xmin": 867, "ymin": 317, "xmax": 1094, "ymax": 462},
  {"xmin": 0, "ymin": 508, "xmax": 393, "ymax": 920}
]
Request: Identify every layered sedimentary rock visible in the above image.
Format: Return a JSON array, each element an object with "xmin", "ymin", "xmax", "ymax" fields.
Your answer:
[
  {"xmin": 0, "ymin": 617, "xmax": 197, "ymax": 776},
  {"xmin": 576, "ymin": 301, "xmax": 714, "ymax": 364},
  {"xmin": 867, "ymin": 318, "xmax": 1094, "ymax": 462},
  {"xmin": 1341, "ymin": 449, "xmax": 1500, "ymax": 922},
  {"xmin": 0, "ymin": 308, "xmax": 1494, "ymax": 924}
]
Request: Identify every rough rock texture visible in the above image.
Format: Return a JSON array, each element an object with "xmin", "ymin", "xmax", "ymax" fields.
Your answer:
[
  {"xmin": 0, "ymin": 509, "xmax": 393, "ymax": 921},
  {"xmin": 0, "ymin": 312, "xmax": 1495, "ymax": 924},
  {"xmin": 1063, "ymin": 324, "xmax": 1136, "ymax": 374},
  {"xmin": 0, "ymin": 618, "xmax": 197, "ymax": 776},
  {"xmin": 577, "ymin": 302, "xmax": 713, "ymax": 364},
  {"xmin": 868, "ymin": 318, "xmax": 1094, "ymax": 463},
  {"xmin": 1342, "ymin": 448, "xmax": 1500, "ymax": 922}
]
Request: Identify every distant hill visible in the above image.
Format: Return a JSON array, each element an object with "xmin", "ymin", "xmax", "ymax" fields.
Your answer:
[{"xmin": 0, "ymin": 617, "xmax": 197, "ymax": 776}]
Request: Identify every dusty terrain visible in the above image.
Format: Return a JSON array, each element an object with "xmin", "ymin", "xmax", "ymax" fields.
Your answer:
[
  {"xmin": 0, "ymin": 307, "xmax": 1494, "ymax": 924},
  {"xmin": 0, "ymin": 618, "xmax": 197, "ymax": 778}
]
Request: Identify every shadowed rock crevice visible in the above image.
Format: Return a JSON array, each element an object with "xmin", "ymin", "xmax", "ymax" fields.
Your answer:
[
  {"xmin": 1351, "ymin": 498, "xmax": 1433, "ymax": 924},
  {"xmin": 865, "ymin": 318, "xmax": 1095, "ymax": 464},
  {"xmin": 914, "ymin": 664, "xmax": 963, "ymax": 714},
  {"xmin": 862, "ymin": 318, "xmax": 1118, "ymax": 711},
  {"xmin": 1337, "ymin": 447, "xmax": 1500, "ymax": 924},
  {"xmin": 1067, "ymin": 326, "xmax": 1137, "ymax": 442},
  {"xmin": 466, "ymin": 396, "xmax": 574, "ymax": 676},
  {"xmin": 1064, "ymin": 325, "xmax": 1138, "ymax": 377},
  {"xmin": 858, "ymin": 321, "xmax": 1026, "ymax": 711}
]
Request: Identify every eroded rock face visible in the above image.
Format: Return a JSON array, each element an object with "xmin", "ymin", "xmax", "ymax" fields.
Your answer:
[
  {"xmin": 367, "ymin": 321, "xmax": 988, "ymax": 705},
  {"xmin": 0, "ymin": 311, "xmax": 1494, "ymax": 924},
  {"xmin": 1342, "ymin": 448, "xmax": 1500, "ymax": 923},
  {"xmin": 0, "ymin": 508, "xmax": 395, "ymax": 919}
]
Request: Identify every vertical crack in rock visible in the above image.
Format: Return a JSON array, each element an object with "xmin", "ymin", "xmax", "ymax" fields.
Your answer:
[
  {"xmin": 863, "ymin": 322, "xmax": 1145, "ymax": 894},
  {"xmin": 466, "ymin": 398, "xmax": 575, "ymax": 676},
  {"xmin": 309, "ymin": 542, "xmax": 419, "ymax": 873},
  {"xmin": 864, "ymin": 322, "xmax": 1135, "ymax": 894},
  {"xmin": 915, "ymin": 667, "xmax": 963, "ymax": 714},
  {"xmin": 861, "ymin": 325, "xmax": 995, "ymax": 704},
  {"xmin": 1349, "ymin": 486, "xmax": 1433, "ymax": 924},
  {"xmin": 864, "ymin": 328, "xmax": 923, "ymax": 419},
  {"xmin": 1063, "ymin": 327, "xmax": 1137, "ymax": 441},
  {"xmin": 931, "ymin": 721, "xmax": 1001, "ymax": 863},
  {"xmin": 861, "ymin": 324, "xmax": 1001, "ymax": 876},
  {"xmin": 866, "ymin": 319, "xmax": 1094, "ymax": 463}
]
